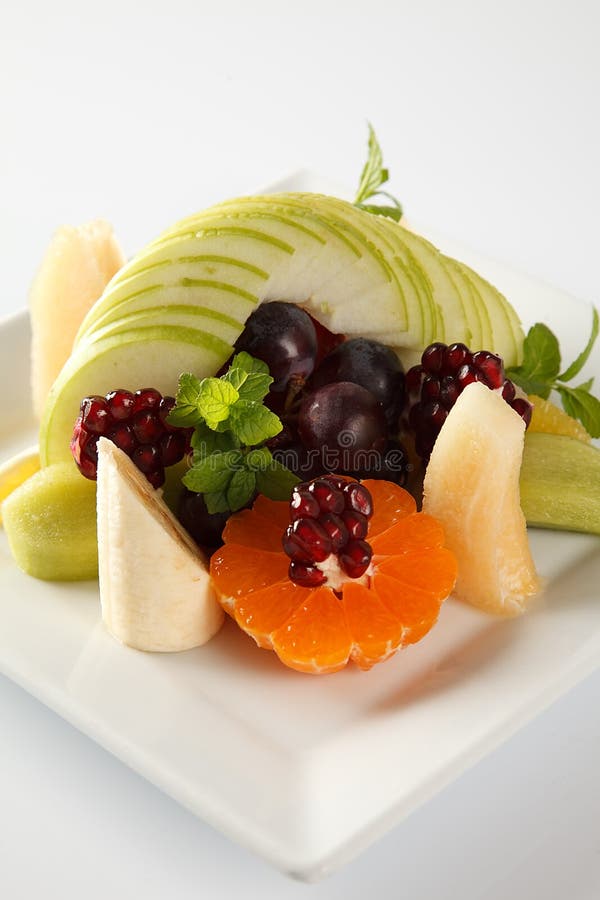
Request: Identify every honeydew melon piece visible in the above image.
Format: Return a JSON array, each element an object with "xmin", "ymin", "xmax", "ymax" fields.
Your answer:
[
  {"xmin": 2, "ymin": 462, "xmax": 98, "ymax": 580},
  {"xmin": 41, "ymin": 327, "xmax": 232, "ymax": 466},
  {"xmin": 457, "ymin": 261, "xmax": 524, "ymax": 365},
  {"xmin": 77, "ymin": 303, "xmax": 243, "ymax": 350},
  {"xmin": 520, "ymin": 432, "xmax": 600, "ymax": 534}
]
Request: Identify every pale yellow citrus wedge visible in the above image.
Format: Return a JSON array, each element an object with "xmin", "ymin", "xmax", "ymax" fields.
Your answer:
[
  {"xmin": 0, "ymin": 446, "xmax": 40, "ymax": 527},
  {"xmin": 528, "ymin": 394, "xmax": 591, "ymax": 443},
  {"xmin": 30, "ymin": 220, "xmax": 125, "ymax": 419},
  {"xmin": 423, "ymin": 382, "xmax": 541, "ymax": 616}
]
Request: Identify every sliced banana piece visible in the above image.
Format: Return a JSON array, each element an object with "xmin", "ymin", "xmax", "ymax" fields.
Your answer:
[{"xmin": 97, "ymin": 438, "xmax": 223, "ymax": 652}]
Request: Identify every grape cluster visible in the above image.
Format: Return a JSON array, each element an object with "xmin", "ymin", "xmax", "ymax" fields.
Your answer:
[
  {"xmin": 406, "ymin": 341, "xmax": 533, "ymax": 462},
  {"xmin": 70, "ymin": 388, "xmax": 192, "ymax": 487},
  {"xmin": 283, "ymin": 476, "xmax": 374, "ymax": 587}
]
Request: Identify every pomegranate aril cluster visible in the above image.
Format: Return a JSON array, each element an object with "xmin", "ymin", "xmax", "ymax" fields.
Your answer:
[
  {"xmin": 283, "ymin": 476, "xmax": 374, "ymax": 588},
  {"xmin": 406, "ymin": 342, "xmax": 533, "ymax": 461},
  {"xmin": 70, "ymin": 388, "xmax": 193, "ymax": 488}
]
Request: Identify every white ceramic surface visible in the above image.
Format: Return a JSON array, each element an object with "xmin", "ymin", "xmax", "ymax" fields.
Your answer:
[{"xmin": 1, "ymin": 183, "xmax": 599, "ymax": 880}]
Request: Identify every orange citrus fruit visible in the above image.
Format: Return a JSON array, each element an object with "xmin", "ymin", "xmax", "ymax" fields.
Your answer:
[
  {"xmin": 210, "ymin": 479, "xmax": 457, "ymax": 674},
  {"xmin": 527, "ymin": 394, "xmax": 591, "ymax": 443}
]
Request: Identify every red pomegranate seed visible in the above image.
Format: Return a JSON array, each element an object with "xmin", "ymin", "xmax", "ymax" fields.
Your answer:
[
  {"xmin": 107, "ymin": 423, "xmax": 137, "ymax": 456},
  {"xmin": 290, "ymin": 486, "xmax": 320, "ymax": 520},
  {"xmin": 444, "ymin": 342, "xmax": 471, "ymax": 372},
  {"xmin": 308, "ymin": 478, "xmax": 345, "ymax": 515},
  {"xmin": 421, "ymin": 342, "xmax": 447, "ymax": 376},
  {"xmin": 282, "ymin": 517, "xmax": 332, "ymax": 563},
  {"xmin": 510, "ymin": 397, "xmax": 533, "ymax": 427},
  {"xmin": 159, "ymin": 431, "xmax": 188, "ymax": 466},
  {"xmin": 132, "ymin": 443, "xmax": 161, "ymax": 474},
  {"xmin": 80, "ymin": 396, "xmax": 112, "ymax": 434},
  {"xmin": 502, "ymin": 379, "xmax": 516, "ymax": 401},
  {"xmin": 158, "ymin": 396, "xmax": 178, "ymax": 431},
  {"xmin": 145, "ymin": 466, "xmax": 166, "ymax": 489},
  {"xmin": 440, "ymin": 375, "xmax": 460, "ymax": 408},
  {"xmin": 132, "ymin": 388, "xmax": 162, "ymax": 414},
  {"xmin": 343, "ymin": 482, "xmax": 373, "ymax": 517},
  {"xmin": 421, "ymin": 401, "xmax": 448, "ymax": 432},
  {"xmin": 342, "ymin": 510, "xmax": 368, "ymax": 540},
  {"xmin": 320, "ymin": 512, "xmax": 349, "ymax": 552},
  {"xmin": 422, "ymin": 375, "xmax": 441, "ymax": 401},
  {"xmin": 405, "ymin": 364, "xmax": 424, "ymax": 396},
  {"xmin": 339, "ymin": 539, "xmax": 372, "ymax": 578},
  {"xmin": 457, "ymin": 364, "xmax": 485, "ymax": 389},
  {"xmin": 106, "ymin": 389, "xmax": 135, "ymax": 421},
  {"xmin": 131, "ymin": 409, "xmax": 164, "ymax": 444},
  {"xmin": 288, "ymin": 560, "xmax": 326, "ymax": 588},
  {"xmin": 472, "ymin": 351, "xmax": 504, "ymax": 389}
]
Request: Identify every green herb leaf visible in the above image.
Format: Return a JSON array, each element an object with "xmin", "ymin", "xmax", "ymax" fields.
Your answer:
[
  {"xmin": 183, "ymin": 450, "xmax": 242, "ymax": 494},
  {"xmin": 166, "ymin": 372, "xmax": 204, "ymax": 427},
  {"xmin": 226, "ymin": 467, "xmax": 257, "ymax": 511},
  {"xmin": 203, "ymin": 490, "xmax": 232, "ymax": 515},
  {"xmin": 191, "ymin": 424, "xmax": 239, "ymax": 462},
  {"xmin": 506, "ymin": 323, "xmax": 561, "ymax": 398},
  {"xmin": 197, "ymin": 378, "xmax": 239, "ymax": 430},
  {"xmin": 229, "ymin": 401, "xmax": 282, "ymax": 446},
  {"xmin": 255, "ymin": 459, "xmax": 300, "ymax": 501},
  {"xmin": 559, "ymin": 306, "xmax": 599, "ymax": 382},
  {"xmin": 245, "ymin": 446, "xmax": 273, "ymax": 471},
  {"xmin": 555, "ymin": 385, "xmax": 600, "ymax": 438},
  {"xmin": 223, "ymin": 351, "xmax": 273, "ymax": 401},
  {"xmin": 354, "ymin": 123, "xmax": 403, "ymax": 221}
]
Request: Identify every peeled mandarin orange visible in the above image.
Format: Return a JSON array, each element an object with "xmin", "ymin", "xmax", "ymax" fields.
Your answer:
[
  {"xmin": 527, "ymin": 394, "xmax": 591, "ymax": 443},
  {"xmin": 210, "ymin": 478, "xmax": 457, "ymax": 674}
]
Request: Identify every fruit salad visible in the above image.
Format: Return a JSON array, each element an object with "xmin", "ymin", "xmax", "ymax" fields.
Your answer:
[{"xmin": 2, "ymin": 128, "xmax": 599, "ymax": 674}]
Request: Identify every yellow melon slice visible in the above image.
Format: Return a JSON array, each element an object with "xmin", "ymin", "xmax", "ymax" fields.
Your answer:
[
  {"xmin": 30, "ymin": 220, "xmax": 125, "ymax": 418},
  {"xmin": 422, "ymin": 382, "xmax": 541, "ymax": 616}
]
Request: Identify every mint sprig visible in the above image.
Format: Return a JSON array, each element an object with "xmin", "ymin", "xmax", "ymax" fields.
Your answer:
[
  {"xmin": 354, "ymin": 123, "xmax": 403, "ymax": 222},
  {"xmin": 168, "ymin": 353, "xmax": 299, "ymax": 514},
  {"xmin": 506, "ymin": 307, "xmax": 600, "ymax": 437}
]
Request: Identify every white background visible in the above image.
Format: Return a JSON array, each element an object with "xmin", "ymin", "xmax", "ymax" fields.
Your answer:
[{"xmin": 1, "ymin": 1, "xmax": 600, "ymax": 897}]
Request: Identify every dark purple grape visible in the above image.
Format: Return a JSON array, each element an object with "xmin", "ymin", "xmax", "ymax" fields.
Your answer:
[
  {"xmin": 298, "ymin": 382, "xmax": 387, "ymax": 472},
  {"xmin": 234, "ymin": 301, "xmax": 318, "ymax": 392},
  {"xmin": 177, "ymin": 489, "xmax": 231, "ymax": 550},
  {"xmin": 311, "ymin": 338, "xmax": 405, "ymax": 423}
]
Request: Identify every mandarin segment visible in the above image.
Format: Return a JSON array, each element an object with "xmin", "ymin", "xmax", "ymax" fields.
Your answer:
[
  {"xmin": 372, "ymin": 572, "xmax": 445, "ymax": 645},
  {"xmin": 370, "ymin": 512, "xmax": 445, "ymax": 556},
  {"xmin": 271, "ymin": 586, "xmax": 352, "ymax": 674},
  {"xmin": 363, "ymin": 479, "xmax": 416, "ymax": 538},
  {"xmin": 377, "ymin": 547, "xmax": 458, "ymax": 598},
  {"xmin": 234, "ymin": 579, "xmax": 310, "ymax": 648},
  {"xmin": 222, "ymin": 509, "xmax": 284, "ymax": 552},
  {"xmin": 342, "ymin": 580, "xmax": 403, "ymax": 670},
  {"xmin": 209, "ymin": 544, "xmax": 289, "ymax": 611}
]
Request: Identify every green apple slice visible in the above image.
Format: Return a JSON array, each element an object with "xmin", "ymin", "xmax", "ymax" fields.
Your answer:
[
  {"xmin": 41, "ymin": 326, "xmax": 232, "ymax": 466},
  {"xmin": 439, "ymin": 255, "xmax": 486, "ymax": 350},
  {"xmin": 456, "ymin": 261, "xmax": 524, "ymax": 365}
]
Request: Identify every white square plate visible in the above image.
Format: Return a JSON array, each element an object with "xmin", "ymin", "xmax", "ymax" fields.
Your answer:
[{"xmin": 1, "ymin": 173, "xmax": 599, "ymax": 881}]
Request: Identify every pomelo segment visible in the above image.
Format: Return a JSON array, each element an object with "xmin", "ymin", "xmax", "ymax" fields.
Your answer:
[{"xmin": 423, "ymin": 381, "xmax": 540, "ymax": 616}]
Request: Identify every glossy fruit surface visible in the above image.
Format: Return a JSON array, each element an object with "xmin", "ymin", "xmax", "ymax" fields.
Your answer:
[{"xmin": 210, "ymin": 481, "xmax": 457, "ymax": 673}]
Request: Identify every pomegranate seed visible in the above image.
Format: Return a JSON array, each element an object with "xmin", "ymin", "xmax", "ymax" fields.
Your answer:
[
  {"xmin": 159, "ymin": 431, "xmax": 188, "ymax": 466},
  {"xmin": 421, "ymin": 342, "xmax": 447, "ymax": 376},
  {"xmin": 422, "ymin": 375, "xmax": 441, "ymax": 401},
  {"xmin": 343, "ymin": 482, "xmax": 373, "ymax": 517},
  {"xmin": 510, "ymin": 397, "xmax": 533, "ymax": 427},
  {"xmin": 339, "ymin": 540, "xmax": 372, "ymax": 578},
  {"xmin": 320, "ymin": 513, "xmax": 349, "ymax": 552},
  {"xmin": 80, "ymin": 396, "xmax": 112, "ymax": 434},
  {"xmin": 132, "ymin": 443, "xmax": 161, "ymax": 473},
  {"xmin": 472, "ymin": 351, "xmax": 504, "ymax": 389},
  {"xmin": 421, "ymin": 401, "xmax": 448, "ymax": 432},
  {"xmin": 288, "ymin": 560, "xmax": 326, "ymax": 588},
  {"xmin": 321, "ymin": 474, "xmax": 348, "ymax": 491},
  {"xmin": 145, "ymin": 466, "xmax": 166, "ymax": 489},
  {"xmin": 107, "ymin": 423, "xmax": 137, "ymax": 456},
  {"xmin": 132, "ymin": 409, "xmax": 164, "ymax": 444},
  {"xmin": 502, "ymin": 379, "xmax": 516, "ymax": 401},
  {"xmin": 444, "ymin": 342, "xmax": 471, "ymax": 372},
  {"xmin": 158, "ymin": 396, "xmax": 178, "ymax": 431},
  {"xmin": 290, "ymin": 486, "xmax": 320, "ymax": 520},
  {"xmin": 457, "ymin": 364, "xmax": 484, "ymax": 389},
  {"xmin": 106, "ymin": 389, "xmax": 135, "ymax": 421},
  {"xmin": 440, "ymin": 375, "xmax": 460, "ymax": 409},
  {"xmin": 308, "ymin": 478, "xmax": 345, "ymax": 514},
  {"xmin": 342, "ymin": 510, "xmax": 368, "ymax": 540},
  {"xmin": 282, "ymin": 518, "xmax": 332, "ymax": 563},
  {"xmin": 405, "ymin": 364, "xmax": 424, "ymax": 395},
  {"xmin": 132, "ymin": 388, "xmax": 162, "ymax": 414}
]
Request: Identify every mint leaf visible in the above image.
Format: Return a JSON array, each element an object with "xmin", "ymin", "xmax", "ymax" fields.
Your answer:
[
  {"xmin": 555, "ymin": 385, "xmax": 600, "ymax": 438},
  {"xmin": 191, "ymin": 424, "xmax": 238, "ymax": 462},
  {"xmin": 183, "ymin": 450, "xmax": 242, "ymax": 493},
  {"xmin": 245, "ymin": 447, "xmax": 273, "ymax": 470},
  {"xmin": 229, "ymin": 401, "xmax": 282, "ymax": 445},
  {"xmin": 203, "ymin": 490, "xmax": 232, "ymax": 515},
  {"xmin": 224, "ymin": 351, "xmax": 273, "ymax": 401},
  {"xmin": 230, "ymin": 351, "xmax": 270, "ymax": 377},
  {"xmin": 197, "ymin": 378, "xmax": 239, "ymax": 430},
  {"xmin": 507, "ymin": 323, "xmax": 561, "ymax": 398},
  {"xmin": 167, "ymin": 372, "xmax": 204, "ymax": 427},
  {"xmin": 559, "ymin": 306, "xmax": 599, "ymax": 382},
  {"xmin": 255, "ymin": 459, "xmax": 300, "ymax": 501},
  {"xmin": 354, "ymin": 123, "xmax": 403, "ymax": 221},
  {"xmin": 226, "ymin": 467, "xmax": 257, "ymax": 511}
]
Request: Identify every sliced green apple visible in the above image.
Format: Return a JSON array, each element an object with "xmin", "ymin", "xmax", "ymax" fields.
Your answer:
[{"xmin": 457, "ymin": 261, "xmax": 523, "ymax": 365}]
